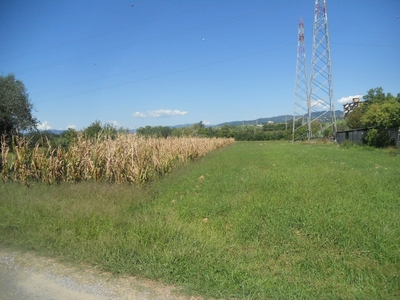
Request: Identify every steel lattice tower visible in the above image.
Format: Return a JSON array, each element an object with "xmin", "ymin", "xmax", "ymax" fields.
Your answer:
[
  {"xmin": 293, "ymin": 17, "xmax": 309, "ymax": 141},
  {"xmin": 308, "ymin": 0, "xmax": 336, "ymax": 139}
]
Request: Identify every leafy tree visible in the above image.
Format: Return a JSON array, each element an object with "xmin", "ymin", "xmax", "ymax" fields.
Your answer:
[
  {"xmin": 136, "ymin": 125, "xmax": 152, "ymax": 136},
  {"xmin": 192, "ymin": 121, "xmax": 214, "ymax": 137},
  {"xmin": 0, "ymin": 74, "xmax": 38, "ymax": 135},
  {"xmin": 363, "ymin": 87, "xmax": 386, "ymax": 103},
  {"xmin": 84, "ymin": 121, "xmax": 129, "ymax": 139},
  {"xmin": 136, "ymin": 125, "xmax": 172, "ymax": 137},
  {"xmin": 102, "ymin": 123, "xmax": 118, "ymax": 136},
  {"xmin": 198, "ymin": 127, "xmax": 214, "ymax": 137},
  {"xmin": 196, "ymin": 121, "xmax": 205, "ymax": 129},
  {"xmin": 83, "ymin": 120, "xmax": 102, "ymax": 139},
  {"xmin": 103, "ymin": 123, "xmax": 129, "ymax": 138},
  {"xmin": 336, "ymin": 119, "xmax": 349, "ymax": 132},
  {"xmin": 171, "ymin": 127, "xmax": 182, "ymax": 137},
  {"xmin": 346, "ymin": 107, "xmax": 364, "ymax": 129},
  {"xmin": 55, "ymin": 128, "xmax": 78, "ymax": 149},
  {"xmin": 217, "ymin": 125, "xmax": 234, "ymax": 138},
  {"xmin": 159, "ymin": 126, "xmax": 172, "ymax": 138},
  {"xmin": 362, "ymin": 100, "xmax": 400, "ymax": 129}
]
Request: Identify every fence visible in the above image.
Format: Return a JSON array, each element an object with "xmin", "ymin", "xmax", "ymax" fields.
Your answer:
[{"xmin": 336, "ymin": 128, "xmax": 399, "ymax": 147}]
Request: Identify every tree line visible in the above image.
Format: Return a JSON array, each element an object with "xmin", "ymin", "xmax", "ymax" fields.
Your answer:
[{"xmin": 136, "ymin": 121, "xmax": 294, "ymax": 141}]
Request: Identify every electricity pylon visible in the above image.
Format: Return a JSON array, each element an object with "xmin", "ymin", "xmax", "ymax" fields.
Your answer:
[
  {"xmin": 308, "ymin": 0, "xmax": 336, "ymax": 139},
  {"xmin": 293, "ymin": 17, "xmax": 309, "ymax": 141}
]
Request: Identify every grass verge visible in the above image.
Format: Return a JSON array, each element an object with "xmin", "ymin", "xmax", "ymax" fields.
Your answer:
[{"xmin": 1, "ymin": 141, "xmax": 399, "ymax": 299}]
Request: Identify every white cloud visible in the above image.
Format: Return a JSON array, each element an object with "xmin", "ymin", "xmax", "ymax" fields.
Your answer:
[
  {"xmin": 338, "ymin": 94, "xmax": 364, "ymax": 105},
  {"xmin": 67, "ymin": 124, "xmax": 76, "ymax": 129},
  {"xmin": 148, "ymin": 109, "xmax": 188, "ymax": 118},
  {"xmin": 133, "ymin": 109, "xmax": 188, "ymax": 119},
  {"xmin": 133, "ymin": 112, "xmax": 146, "ymax": 118},
  {"xmin": 37, "ymin": 121, "xmax": 51, "ymax": 130},
  {"xmin": 203, "ymin": 120, "xmax": 211, "ymax": 125},
  {"xmin": 311, "ymin": 100, "xmax": 330, "ymax": 109},
  {"xmin": 109, "ymin": 120, "xmax": 120, "ymax": 127}
]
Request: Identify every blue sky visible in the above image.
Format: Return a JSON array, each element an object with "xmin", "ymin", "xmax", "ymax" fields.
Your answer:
[{"xmin": 1, "ymin": 0, "xmax": 399, "ymax": 130}]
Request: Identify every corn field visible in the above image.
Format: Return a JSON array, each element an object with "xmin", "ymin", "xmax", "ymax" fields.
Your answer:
[{"xmin": 1, "ymin": 134, "xmax": 234, "ymax": 185}]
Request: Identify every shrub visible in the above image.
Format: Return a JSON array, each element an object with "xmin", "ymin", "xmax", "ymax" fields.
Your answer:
[{"xmin": 363, "ymin": 128, "xmax": 395, "ymax": 148}]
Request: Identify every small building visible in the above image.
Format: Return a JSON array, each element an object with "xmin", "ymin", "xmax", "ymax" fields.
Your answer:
[
  {"xmin": 336, "ymin": 128, "xmax": 369, "ymax": 145},
  {"xmin": 343, "ymin": 98, "xmax": 363, "ymax": 118}
]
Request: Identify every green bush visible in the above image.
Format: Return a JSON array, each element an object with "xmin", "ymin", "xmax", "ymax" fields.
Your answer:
[{"xmin": 363, "ymin": 128, "xmax": 395, "ymax": 148}]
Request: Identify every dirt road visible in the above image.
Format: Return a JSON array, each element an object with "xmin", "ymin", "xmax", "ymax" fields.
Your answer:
[{"xmin": 0, "ymin": 248, "xmax": 203, "ymax": 300}]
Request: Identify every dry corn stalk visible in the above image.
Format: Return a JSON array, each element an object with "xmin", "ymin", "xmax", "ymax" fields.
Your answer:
[
  {"xmin": 0, "ymin": 134, "xmax": 234, "ymax": 185},
  {"xmin": 1, "ymin": 135, "xmax": 10, "ymax": 182}
]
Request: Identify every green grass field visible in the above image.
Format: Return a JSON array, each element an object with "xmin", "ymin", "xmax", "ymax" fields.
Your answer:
[{"xmin": 1, "ymin": 141, "xmax": 399, "ymax": 299}]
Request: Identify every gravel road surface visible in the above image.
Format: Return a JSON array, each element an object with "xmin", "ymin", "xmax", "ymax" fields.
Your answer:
[{"xmin": 0, "ymin": 248, "xmax": 203, "ymax": 300}]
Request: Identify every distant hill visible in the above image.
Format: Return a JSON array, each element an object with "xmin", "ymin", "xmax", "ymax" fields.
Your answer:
[
  {"xmin": 45, "ymin": 129, "xmax": 65, "ymax": 135},
  {"xmin": 171, "ymin": 123, "xmax": 196, "ymax": 129},
  {"xmin": 215, "ymin": 110, "xmax": 344, "ymax": 127}
]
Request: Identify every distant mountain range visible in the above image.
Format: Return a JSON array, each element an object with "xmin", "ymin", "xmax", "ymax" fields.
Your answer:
[
  {"xmin": 44, "ymin": 110, "xmax": 344, "ymax": 134},
  {"xmin": 210, "ymin": 110, "xmax": 344, "ymax": 127},
  {"xmin": 45, "ymin": 129, "xmax": 65, "ymax": 135}
]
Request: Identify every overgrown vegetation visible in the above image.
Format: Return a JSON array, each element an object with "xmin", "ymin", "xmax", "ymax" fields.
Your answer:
[
  {"xmin": 1, "ymin": 141, "xmax": 399, "ymax": 299},
  {"xmin": 1, "ymin": 134, "xmax": 234, "ymax": 185},
  {"xmin": 363, "ymin": 128, "xmax": 395, "ymax": 148}
]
